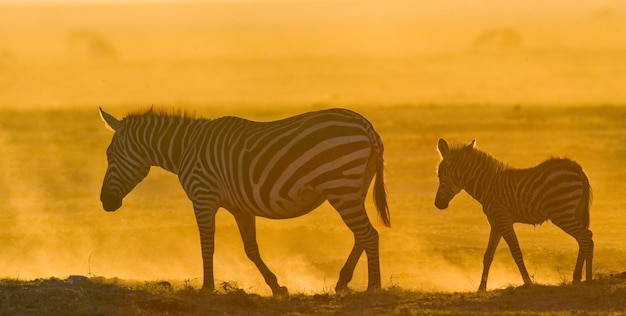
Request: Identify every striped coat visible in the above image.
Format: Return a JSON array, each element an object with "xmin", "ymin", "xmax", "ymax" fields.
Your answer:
[
  {"xmin": 99, "ymin": 107, "xmax": 389, "ymax": 296},
  {"xmin": 435, "ymin": 138, "xmax": 592, "ymax": 291}
]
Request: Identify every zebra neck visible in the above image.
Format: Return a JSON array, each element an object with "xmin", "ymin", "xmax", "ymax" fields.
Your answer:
[
  {"xmin": 140, "ymin": 117, "xmax": 199, "ymax": 174},
  {"xmin": 458, "ymin": 155, "xmax": 503, "ymax": 204},
  {"xmin": 461, "ymin": 171, "xmax": 494, "ymax": 204}
]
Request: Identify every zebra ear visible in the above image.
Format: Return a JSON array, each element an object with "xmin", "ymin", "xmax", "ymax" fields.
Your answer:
[
  {"xmin": 99, "ymin": 107, "xmax": 122, "ymax": 132},
  {"xmin": 469, "ymin": 139, "xmax": 476, "ymax": 148},
  {"xmin": 437, "ymin": 138, "xmax": 450, "ymax": 158}
]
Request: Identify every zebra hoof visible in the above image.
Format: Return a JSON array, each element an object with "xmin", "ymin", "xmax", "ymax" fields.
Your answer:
[
  {"xmin": 335, "ymin": 283, "xmax": 349, "ymax": 293},
  {"xmin": 200, "ymin": 285, "xmax": 216, "ymax": 295},
  {"xmin": 272, "ymin": 286, "xmax": 289, "ymax": 298},
  {"xmin": 366, "ymin": 284, "xmax": 382, "ymax": 291}
]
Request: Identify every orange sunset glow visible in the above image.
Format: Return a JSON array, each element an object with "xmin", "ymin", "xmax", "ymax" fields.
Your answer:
[{"xmin": 1, "ymin": 0, "xmax": 626, "ymax": 314}]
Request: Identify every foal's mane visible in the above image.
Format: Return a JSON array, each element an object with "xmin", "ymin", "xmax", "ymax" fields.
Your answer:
[{"xmin": 451, "ymin": 142, "xmax": 510, "ymax": 173}]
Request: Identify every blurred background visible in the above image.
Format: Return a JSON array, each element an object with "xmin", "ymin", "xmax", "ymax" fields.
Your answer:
[
  {"xmin": 1, "ymin": 0, "xmax": 625, "ymax": 109},
  {"xmin": 1, "ymin": 0, "xmax": 626, "ymax": 295}
]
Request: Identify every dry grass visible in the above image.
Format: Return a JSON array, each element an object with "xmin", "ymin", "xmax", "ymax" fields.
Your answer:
[{"xmin": 2, "ymin": 274, "xmax": 626, "ymax": 315}]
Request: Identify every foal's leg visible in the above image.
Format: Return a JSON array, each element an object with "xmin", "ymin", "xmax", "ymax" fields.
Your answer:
[
  {"xmin": 232, "ymin": 211, "xmax": 288, "ymax": 297},
  {"xmin": 552, "ymin": 218, "xmax": 594, "ymax": 282},
  {"xmin": 499, "ymin": 223, "xmax": 533, "ymax": 286},
  {"xmin": 479, "ymin": 226, "xmax": 502, "ymax": 292}
]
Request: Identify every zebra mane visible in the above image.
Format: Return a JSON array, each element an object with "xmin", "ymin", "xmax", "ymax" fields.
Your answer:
[
  {"xmin": 122, "ymin": 107, "xmax": 211, "ymax": 123},
  {"xmin": 450, "ymin": 142, "xmax": 509, "ymax": 173}
]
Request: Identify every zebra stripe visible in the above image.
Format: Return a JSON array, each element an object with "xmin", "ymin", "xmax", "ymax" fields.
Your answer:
[
  {"xmin": 99, "ymin": 107, "xmax": 389, "ymax": 296},
  {"xmin": 435, "ymin": 138, "xmax": 593, "ymax": 292}
]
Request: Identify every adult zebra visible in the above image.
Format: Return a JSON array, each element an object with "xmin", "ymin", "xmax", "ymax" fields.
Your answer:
[
  {"xmin": 434, "ymin": 138, "xmax": 593, "ymax": 292},
  {"xmin": 98, "ymin": 107, "xmax": 390, "ymax": 296}
]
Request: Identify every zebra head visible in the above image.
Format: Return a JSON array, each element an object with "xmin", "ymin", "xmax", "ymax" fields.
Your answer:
[
  {"xmin": 434, "ymin": 138, "xmax": 474, "ymax": 209},
  {"xmin": 99, "ymin": 108, "xmax": 151, "ymax": 212}
]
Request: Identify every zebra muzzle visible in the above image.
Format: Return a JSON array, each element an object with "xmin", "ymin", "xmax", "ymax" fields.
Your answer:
[
  {"xmin": 434, "ymin": 197, "xmax": 449, "ymax": 210},
  {"xmin": 101, "ymin": 193, "xmax": 122, "ymax": 212}
]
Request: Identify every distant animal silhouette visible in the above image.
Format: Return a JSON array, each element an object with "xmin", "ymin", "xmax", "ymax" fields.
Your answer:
[
  {"xmin": 435, "ymin": 138, "xmax": 592, "ymax": 291},
  {"xmin": 68, "ymin": 30, "xmax": 117, "ymax": 62},
  {"xmin": 98, "ymin": 107, "xmax": 389, "ymax": 296}
]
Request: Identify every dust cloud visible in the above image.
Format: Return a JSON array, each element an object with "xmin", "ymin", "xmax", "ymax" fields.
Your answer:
[{"xmin": 0, "ymin": 0, "xmax": 625, "ymax": 295}]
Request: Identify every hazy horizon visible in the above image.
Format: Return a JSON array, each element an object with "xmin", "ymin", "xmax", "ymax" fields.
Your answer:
[{"xmin": 1, "ymin": 0, "xmax": 625, "ymax": 108}]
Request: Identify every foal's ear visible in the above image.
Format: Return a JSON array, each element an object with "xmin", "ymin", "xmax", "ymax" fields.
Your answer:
[
  {"xmin": 99, "ymin": 107, "xmax": 122, "ymax": 132},
  {"xmin": 469, "ymin": 139, "xmax": 476, "ymax": 148},
  {"xmin": 437, "ymin": 138, "xmax": 450, "ymax": 159}
]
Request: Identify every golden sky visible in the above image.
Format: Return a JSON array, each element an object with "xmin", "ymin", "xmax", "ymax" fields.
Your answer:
[
  {"xmin": 0, "ymin": 0, "xmax": 620, "ymax": 8},
  {"xmin": 1, "ymin": 0, "xmax": 625, "ymax": 108}
]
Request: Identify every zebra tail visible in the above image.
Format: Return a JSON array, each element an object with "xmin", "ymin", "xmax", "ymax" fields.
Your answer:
[
  {"xmin": 577, "ymin": 172, "xmax": 593, "ymax": 229},
  {"xmin": 373, "ymin": 142, "xmax": 390, "ymax": 228}
]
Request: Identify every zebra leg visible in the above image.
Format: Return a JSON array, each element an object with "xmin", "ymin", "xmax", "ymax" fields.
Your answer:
[
  {"xmin": 232, "ymin": 211, "xmax": 288, "ymax": 297},
  {"xmin": 586, "ymin": 237, "xmax": 594, "ymax": 281},
  {"xmin": 552, "ymin": 220, "xmax": 594, "ymax": 282},
  {"xmin": 331, "ymin": 198, "xmax": 381, "ymax": 291},
  {"xmin": 192, "ymin": 202, "xmax": 218, "ymax": 293},
  {"xmin": 479, "ymin": 227, "xmax": 502, "ymax": 292},
  {"xmin": 335, "ymin": 241, "xmax": 364, "ymax": 292},
  {"xmin": 573, "ymin": 230, "xmax": 594, "ymax": 282},
  {"xmin": 500, "ymin": 224, "xmax": 533, "ymax": 286}
]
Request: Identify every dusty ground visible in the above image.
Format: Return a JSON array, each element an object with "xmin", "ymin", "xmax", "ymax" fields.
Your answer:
[{"xmin": 2, "ymin": 274, "xmax": 626, "ymax": 315}]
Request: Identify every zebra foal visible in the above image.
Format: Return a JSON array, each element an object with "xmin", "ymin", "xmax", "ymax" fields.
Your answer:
[
  {"xmin": 434, "ymin": 138, "xmax": 593, "ymax": 291},
  {"xmin": 98, "ymin": 107, "xmax": 390, "ymax": 296}
]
